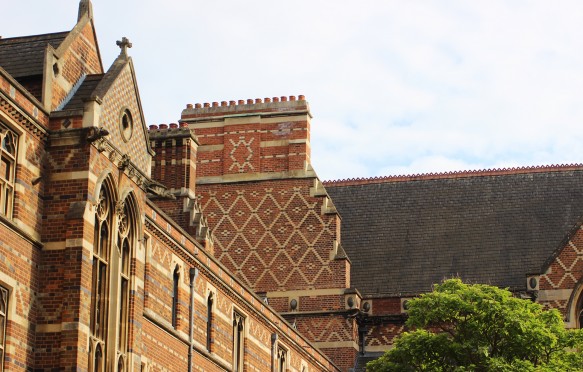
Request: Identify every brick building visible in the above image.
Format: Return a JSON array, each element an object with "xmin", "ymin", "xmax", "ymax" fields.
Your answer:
[
  {"xmin": 4, "ymin": 1, "xmax": 583, "ymax": 371},
  {"xmin": 0, "ymin": 2, "xmax": 339, "ymax": 371}
]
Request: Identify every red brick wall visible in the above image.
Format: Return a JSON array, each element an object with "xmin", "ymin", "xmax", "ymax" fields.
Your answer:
[{"xmin": 51, "ymin": 21, "xmax": 102, "ymax": 110}]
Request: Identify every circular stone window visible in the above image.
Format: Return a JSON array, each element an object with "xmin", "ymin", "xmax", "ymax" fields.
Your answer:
[{"xmin": 120, "ymin": 109, "xmax": 133, "ymax": 142}]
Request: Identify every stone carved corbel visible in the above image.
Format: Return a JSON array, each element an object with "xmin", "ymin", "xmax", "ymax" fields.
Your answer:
[
  {"xmin": 146, "ymin": 179, "xmax": 176, "ymax": 199},
  {"xmin": 86, "ymin": 127, "xmax": 109, "ymax": 143}
]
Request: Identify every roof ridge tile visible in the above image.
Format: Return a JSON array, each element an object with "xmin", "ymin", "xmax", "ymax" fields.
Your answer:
[{"xmin": 323, "ymin": 163, "xmax": 583, "ymax": 186}]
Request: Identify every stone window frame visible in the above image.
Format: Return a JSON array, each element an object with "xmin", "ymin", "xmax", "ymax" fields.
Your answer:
[
  {"xmin": 90, "ymin": 185, "xmax": 113, "ymax": 372},
  {"xmin": 276, "ymin": 344, "xmax": 288, "ymax": 372},
  {"xmin": 206, "ymin": 291, "xmax": 214, "ymax": 352},
  {"xmin": 0, "ymin": 285, "xmax": 8, "ymax": 372},
  {"xmin": 0, "ymin": 121, "xmax": 18, "ymax": 218},
  {"xmin": 116, "ymin": 196, "xmax": 136, "ymax": 372},
  {"xmin": 119, "ymin": 108, "xmax": 134, "ymax": 143},
  {"xmin": 232, "ymin": 309, "xmax": 246, "ymax": 372},
  {"xmin": 90, "ymin": 178, "xmax": 138, "ymax": 372},
  {"xmin": 171, "ymin": 265, "xmax": 180, "ymax": 329}
]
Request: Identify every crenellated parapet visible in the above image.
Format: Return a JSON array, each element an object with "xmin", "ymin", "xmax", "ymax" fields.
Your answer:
[
  {"xmin": 182, "ymin": 95, "xmax": 308, "ymax": 118},
  {"xmin": 181, "ymin": 95, "xmax": 312, "ymax": 183}
]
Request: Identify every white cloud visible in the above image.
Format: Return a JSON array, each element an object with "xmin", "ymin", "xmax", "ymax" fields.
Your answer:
[{"xmin": 5, "ymin": 0, "xmax": 583, "ymax": 180}]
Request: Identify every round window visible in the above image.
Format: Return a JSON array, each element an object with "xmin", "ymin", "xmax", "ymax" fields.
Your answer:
[{"xmin": 120, "ymin": 109, "xmax": 133, "ymax": 142}]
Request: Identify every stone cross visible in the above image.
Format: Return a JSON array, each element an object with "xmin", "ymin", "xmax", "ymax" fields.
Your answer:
[{"xmin": 116, "ymin": 37, "xmax": 132, "ymax": 56}]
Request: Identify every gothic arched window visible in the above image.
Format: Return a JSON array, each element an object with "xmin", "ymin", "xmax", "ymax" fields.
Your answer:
[
  {"xmin": 90, "ymin": 185, "xmax": 136, "ymax": 372},
  {"xmin": 116, "ymin": 198, "xmax": 134, "ymax": 370},
  {"xmin": 207, "ymin": 293, "xmax": 214, "ymax": 352},
  {"xmin": 172, "ymin": 267, "xmax": 180, "ymax": 328},
  {"xmin": 233, "ymin": 311, "xmax": 245, "ymax": 372},
  {"xmin": 90, "ymin": 187, "xmax": 112, "ymax": 371}
]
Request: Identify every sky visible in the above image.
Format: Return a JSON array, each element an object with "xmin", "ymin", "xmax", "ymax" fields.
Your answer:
[{"xmin": 5, "ymin": 1, "xmax": 583, "ymax": 181}]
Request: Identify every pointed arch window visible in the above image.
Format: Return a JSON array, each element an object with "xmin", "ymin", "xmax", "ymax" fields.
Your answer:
[
  {"xmin": 207, "ymin": 293, "xmax": 214, "ymax": 352},
  {"xmin": 277, "ymin": 346, "xmax": 287, "ymax": 372},
  {"xmin": 0, "ymin": 286, "xmax": 8, "ymax": 372},
  {"xmin": 172, "ymin": 267, "xmax": 180, "ymax": 328},
  {"xmin": 0, "ymin": 123, "xmax": 17, "ymax": 217},
  {"xmin": 233, "ymin": 311, "xmax": 245, "ymax": 372},
  {"xmin": 90, "ymin": 187, "xmax": 112, "ymax": 371},
  {"xmin": 90, "ymin": 186, "xmax": 136, "ymax": 372},
  {"xmin": 117, "ymin": 199, "xmax": 134, "ymax": 370}
]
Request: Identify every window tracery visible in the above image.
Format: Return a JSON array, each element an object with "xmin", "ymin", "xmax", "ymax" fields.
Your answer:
[{"xmin": 90, "ymin": 184, "xmax": 136, "ymax": 372}]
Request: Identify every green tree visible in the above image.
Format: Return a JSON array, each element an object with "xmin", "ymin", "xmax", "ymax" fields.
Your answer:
[{"xmin": 367, "ymin": 279, "xmax": 583, "ymax": 372}]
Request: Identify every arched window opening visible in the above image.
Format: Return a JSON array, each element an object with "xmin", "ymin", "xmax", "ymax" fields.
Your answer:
[
  {"xmin": 207, "ymin": 293, "xmax": 214, "ymax": 352},
  {"xmin": 276, "ymin": 346, "xmax": 287, "ymax": 372},
  {"xmin": 233, "ymin": 311, "xmax": 245, "ymax": 372},
  {"xmin": 577, "ymin": 292, "xmax": 583, "ymax": 329},
  {"xmin": 91, "ymin": 188, "xmax": 111, "ymax": 357},
  {"xmin": 117, "ymin": 198, "xmax": 134, "ymax": 361},
  {"xmin": 117, "ymin": 354, "xmax": 125, "ymax": 372},
  {"xmin": 172, "ymin": 267, "xmax": 180, "ymax": 328},
  {"xmin": 93, "ymin": 343, "xmax": 103, "ymax": 372},
  {"xmin": 0, "ymin": 286, "xmax": 8, "ymax": 372}
]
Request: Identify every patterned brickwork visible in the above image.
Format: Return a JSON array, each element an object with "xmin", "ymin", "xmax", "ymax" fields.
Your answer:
[
  {"xmin": 51, "ymin": 20, "xmax": 102, "ymax": 110},
  {"xmin": 198, "ymin": 178, "xmax": 345, "ymax": 292},
  {"xmin": 537, "ymin": 225, "xmax": 583, "ymax": 319},
  {"xmin": 366, "ymin": 323, "xmax": 405, "ymax": 348},
  {"xmin": 182, "ymin": 98, "xmax": 311, "ymax": 180},
  {"xmin": 541, "ymin": 230, "xmax": 583, "ymax": 291},
  {"xmin": 294, "ymin": 316, "xmax": 356, "ymax": 344},
  {"xmin": 0, "ymin": 228, "xmax": 40, "ymax": 370},
  {"xmin": 144, "ymin": 207, "xmax": 340, "ymax": 372},
  {"xmin": 98, "ymin": 63, "xmax": 151, "ymax": 176}
]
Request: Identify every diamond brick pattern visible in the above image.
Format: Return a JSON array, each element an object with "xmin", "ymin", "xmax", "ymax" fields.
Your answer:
[
  {"xmin": 541, "ymin": 226, "xmax": 583, "ymax": 291},
  {"xmin": 198, "ymin": 178, "xmax": 343, "ymax": 292},
  {"xmin": 99, "ymin": 64, "xmax": 150, "ymax": 175}
]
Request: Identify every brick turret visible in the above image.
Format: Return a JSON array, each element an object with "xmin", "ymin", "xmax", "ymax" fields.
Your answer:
[{"xmin": 149, "ymin": 123, "xmax": 213, "ymax": 251}]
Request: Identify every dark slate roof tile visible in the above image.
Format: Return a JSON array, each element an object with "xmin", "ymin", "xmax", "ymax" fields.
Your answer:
[
  {"xmin": 61, "ymin": 74, "xmax": 104, "ymax": 111},
  {"xmin": 326, "ymin": 169, "xmax": 583, "ymax": 296},
  {"xmin": 0, "ymin": 32, "xmax": 68, "ymax": 78}
]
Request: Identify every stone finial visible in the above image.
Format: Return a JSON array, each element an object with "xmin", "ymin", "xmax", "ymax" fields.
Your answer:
[
  {"xmin": 116, "ymin": 37, "xmax": 133, "ymax": 56},
  {"xmin": 78, "ymin": 0, "xmax": 93, "ymax": 21}
]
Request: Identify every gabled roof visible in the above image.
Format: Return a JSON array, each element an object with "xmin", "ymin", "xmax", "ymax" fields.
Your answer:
[
  {"xmin": 325, "ymin": 165, "xmax": 583, "ymax": 296},
  {"xmin": 0, "ymin": 32, "xmax": 68, "ymax": 78}
]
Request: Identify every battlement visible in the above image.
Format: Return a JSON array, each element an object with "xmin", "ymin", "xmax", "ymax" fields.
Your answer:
[
  {"xmin": 148, "ymin": 122, "xmax": 199, "ymax": 142},
  {"xmin": 181, "ymin": 95, "xmax": 309, "ymax": 120},
  {"xmin": 181, "ymin": 95, "xmax": 313, "ymax": 183}
]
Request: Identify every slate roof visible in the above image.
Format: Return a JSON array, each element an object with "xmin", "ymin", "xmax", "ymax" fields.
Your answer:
[
  {"xmin": 325, "ymin": 166, "xmax": 583, "ymax": 297},
  {"xmin": 0, "ymin": 32, "xmax": 69, "ymax": 78},
  {"xmin": 61, "ymin": 74, "xmax": 104, "ymax": 111}
]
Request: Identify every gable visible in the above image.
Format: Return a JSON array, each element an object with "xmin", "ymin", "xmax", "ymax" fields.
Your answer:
[
  {"xmin": 96, "ymin": 60, "xmax": 151, "ymax": 176},
  {"xmin": 50, "ymin": 17, "xmax": 103, "ymax": 111}
]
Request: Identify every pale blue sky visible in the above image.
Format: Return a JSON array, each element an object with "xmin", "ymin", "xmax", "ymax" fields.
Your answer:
[{"xmin": 5, "ymin": 1, "xmax": 583, "ymax": 180}]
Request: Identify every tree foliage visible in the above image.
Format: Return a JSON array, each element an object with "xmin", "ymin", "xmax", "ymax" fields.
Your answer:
[{"xmin": 367, "ymin": 279, "xmax": 583, "ymax": 371}]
